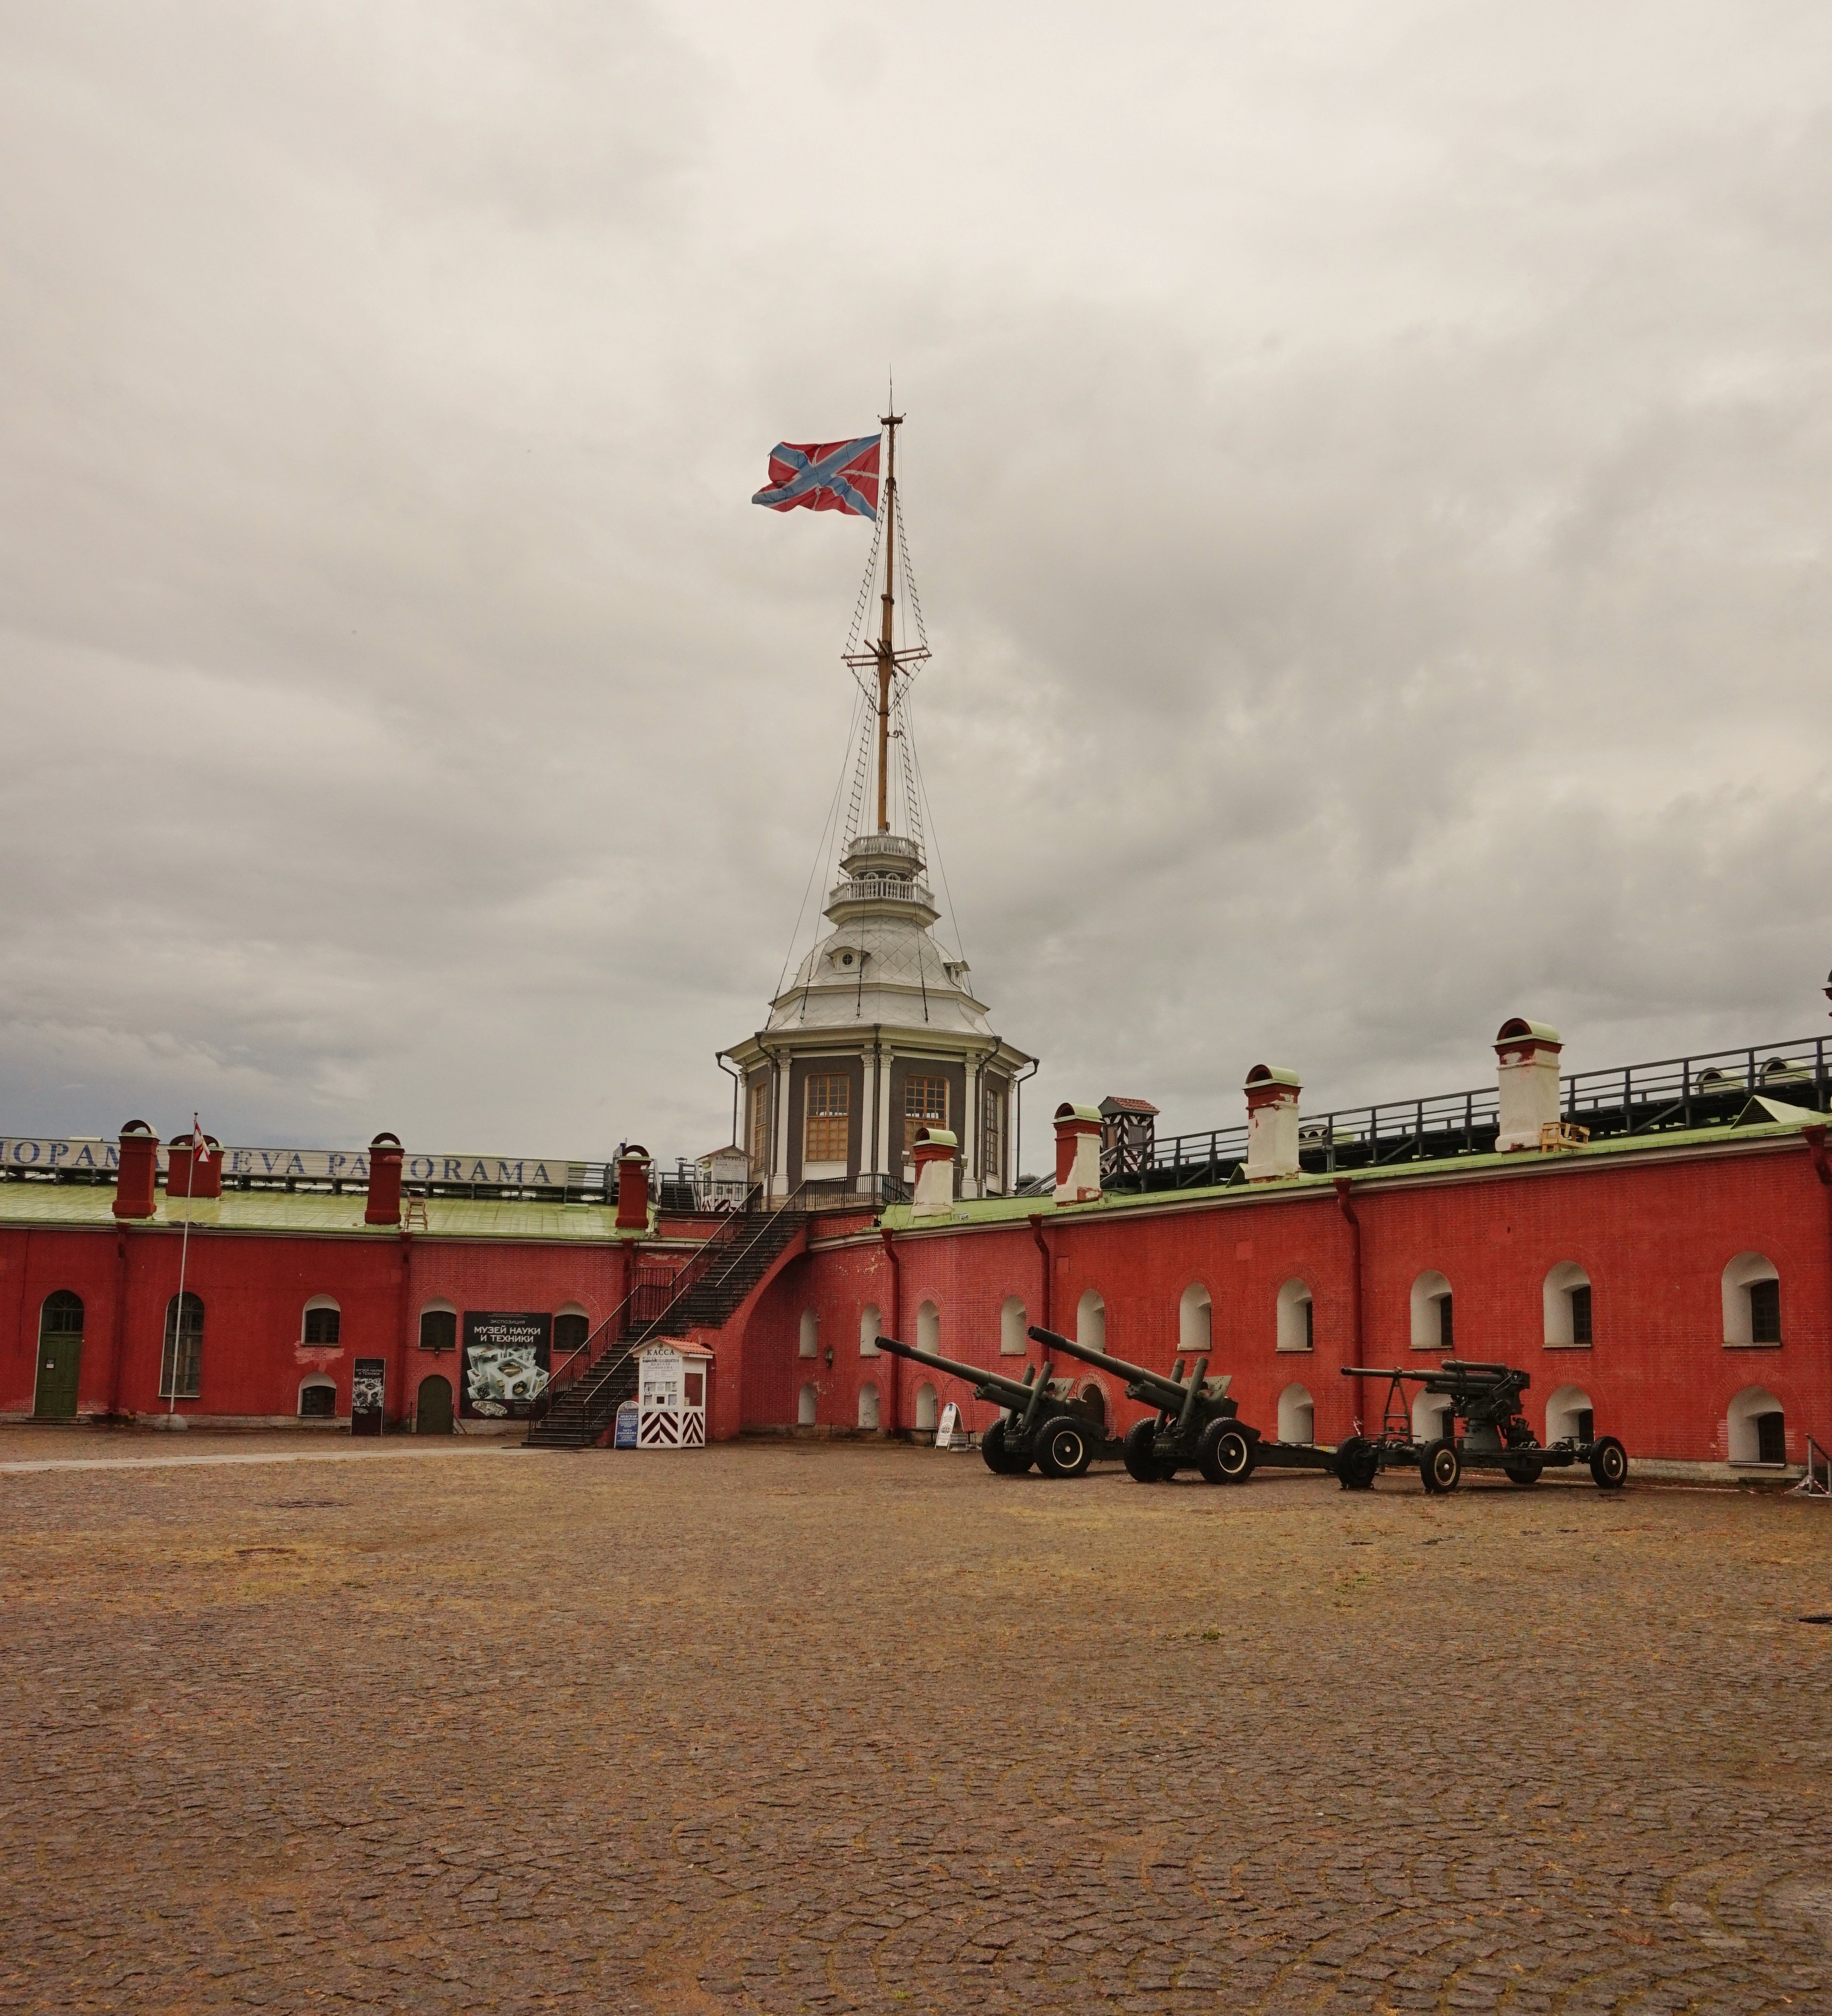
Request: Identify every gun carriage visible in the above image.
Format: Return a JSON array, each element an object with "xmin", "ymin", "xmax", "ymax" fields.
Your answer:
[
  {"xmin": 1026, "ymin": 1324, "xmax": 1339, "ymax": 1485},
  {"xmin": 873, "ymin": 1333, "xmax": 1104, "ymax": 1478},
  {"xmin": 1336, "ymin": 1359, "xmax": 1628, "ymax": 1494}
]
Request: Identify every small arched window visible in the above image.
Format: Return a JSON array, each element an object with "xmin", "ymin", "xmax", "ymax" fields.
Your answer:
[
  {"xmin": 1276, "ymin": 1279, "xmax": 1313, "ymax": 1353},
  {"xmin": 1076, "ymin": 1290, "xmax": 1106, "ymax": 1353},
  {"xmin": 1411, "ymin": 1387, "xmax": 1453, "ymax": 1443},
  {"xmin": 798, "ymin": 1308, "xmax": 820, "ymax": 1359},
  {"xmin": 40, "ymin": 1291, "xmax": 84, "ymax": 1337},
  {"xmin": 1543, "ymin": 1264, "xmax": 1592, "ymax": 1346},
  {"xmin": 160, "ymin": 1292, "xmax": 204, "ymax": 1399},
  {"xmin": 1178, "ymin": 1283, "xmax": 1212, "ymax": 1355},
  {"xmin": 1410, "ymin": 1271, "xmax": 1453, "ymax": 1351},
  {"xmin": 1722, "ymin": 1253, "xmax": 1781, "ymax": 1346},
  {"xmin": 302, "ymin": 1296, "xmax": 341, "ymax": 1347},
  {"xmin": 917, "ymin": 1300, "xmax": 940, "ymax": 1354},
  {"xmin": 796, "ymin": 1381, "xmax": 818, "ymax": 1427},
  {"xmin": 554, "ymin": 1304, "xmax": 590, "ymax": 1360},
  {"xmin": 1727, "ymin": 1385, "xmax": 1787, "ymax": 1465},
  {"xmin": 1545, "ymin": 1383, "xmax": 1594, "ymax": 1445},
  {"xmin": 298, "ymin": 1376, "xmax": 337, "ymax": 1419},
  {"xmin": 858, "ymin": 1381, "xmax": 881, "ymax": 1430},
  {"xmin": 914, "ymin": 1381, "xmax": 939, "ymax": 1431},
  {"xmin": 418, "ymin": 1301, "xmax": 457, "ymax": 1353},
  {"xmin": 1277, "ymin": 1382, "xmax": 1314, "ymax": 1444},
  {"xmin": 859, "ymin": 1302, "xmax": 881, "ymax": 1357},
  {"xmin": 999, "ymin": 1295, "xmax": 1027, "ymax": 1356}
]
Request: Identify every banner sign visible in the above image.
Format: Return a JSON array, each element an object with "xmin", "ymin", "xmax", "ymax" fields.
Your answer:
[
  {"xmin": 461, "ymin": 1311, "xmax": 553, "ymax": 1420},
  {"xmin": 935, "ymin": 1401, "xmax": 961, "ymax": 1450},
  {"xmin": 1, "ymin": 1137, "xmax": 576, "ymax": 1187},
  {"xmin": 351, "ymin": 1358, "xmax": 385, "ymax": 1438}
]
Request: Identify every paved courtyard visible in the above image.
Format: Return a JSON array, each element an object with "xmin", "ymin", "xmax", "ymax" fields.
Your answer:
[{"xmin": 3, "ymin": 1430, "xmax": 1830, "ymax": 2015}]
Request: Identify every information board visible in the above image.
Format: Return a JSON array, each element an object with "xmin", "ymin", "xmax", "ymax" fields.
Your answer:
[
  {"xmin": 351, "ymin": 1358, "xmax": 385, "ymax": 1438},
  {"xmin": 461, "ymin": 1311, "xmax": 553, "ymax": 1420}
]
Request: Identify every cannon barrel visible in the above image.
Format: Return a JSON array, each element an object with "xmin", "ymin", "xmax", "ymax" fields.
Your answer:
[
  {"xmin": 1344, "ymin": 1361, "xmax": 1524, "ymax": 1389},
  {"xmin": 1026, "ymin": 1324, "xmax": 1185, "ymax": 1405},
  {"xmin": 874, "ymin": 1333, "xmax": 1041, "ymax": 1406}
]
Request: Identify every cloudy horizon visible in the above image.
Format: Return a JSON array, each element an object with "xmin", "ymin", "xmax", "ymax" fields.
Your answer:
[{"xmin": 3, "ymin": 2, "xmax": 1829, "ymax": 1172}]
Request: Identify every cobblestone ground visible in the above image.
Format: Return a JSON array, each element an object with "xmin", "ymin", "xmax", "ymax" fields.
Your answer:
[{"xmin": 3, "ymin": 1429, "xmax": 1830, "ymax": 2014}]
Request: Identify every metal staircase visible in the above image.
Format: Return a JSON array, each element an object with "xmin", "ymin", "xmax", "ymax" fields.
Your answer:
[{"xmin": 525, "ymin": 1192, "xmax": 809, "ymax": 1450}]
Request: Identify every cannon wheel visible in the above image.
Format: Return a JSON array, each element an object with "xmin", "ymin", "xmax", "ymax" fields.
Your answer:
[
  {"xmin": 1123, "ymin": 1418, "xmax": 1177, "ymax": 1483},
  {"xmin": 1335, "ymin": 1435, "xmax": 1380, "ymax": 1491},
  {"xmin": 1419, "ymin": 1438, "xmax": 1462, "ymax": 1495},
  {"xmin": 1588, "ymin": 1435, "xmax": 1629, "ymax": 1490},
  {"xmin": 1197, "ymin": 1419, "xmax": 1255, "ymax": 1486},
  {"xmin": 1036, "ymin": 1414, "xmax": 1094, "ymax": 1480},
  {"xmin": 980, "ymin": 1418, "xmax": 1033, "ymax": 1477}
]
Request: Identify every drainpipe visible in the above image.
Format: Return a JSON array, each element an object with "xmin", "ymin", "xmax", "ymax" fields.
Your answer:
[
  {"xmin": 1013, "ymin": 1058, "xmax": 1039, "ymax": 1187},
  {"xmin": 1333, "ymin": 1178, "xmax": 1363, "ymax": 1430},
  {"xmin": 109, "ymin": 1230, "xmax": 131, "ymax": 1418},
  {"xmin": 1028, "ymin": 1214, "xmax": 1052, "ymax": 1332},
  {"xmin": 1803, "ymin": 1130, "xmax": 1832, "ymax": 1316},
  {"xmin": 879, "ymin": 1226, "xmax": 901, "ymax": 1433},
  {"xmin": 396, "ymin": 1227, "xmax": 414, "ymax": 1433},
  {"xmin": 716, "ymin": 1052, "xmax": 740, "ymax": 1152}
]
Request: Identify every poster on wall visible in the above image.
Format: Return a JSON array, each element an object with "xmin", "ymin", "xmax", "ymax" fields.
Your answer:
[
  {"xmin": 351, "ymin": 1358, "xmax": 385, "ymax": 1438},
  {"xmin": 461, "ymin": 1312, "xmax": 553, "ymax": 1420}
]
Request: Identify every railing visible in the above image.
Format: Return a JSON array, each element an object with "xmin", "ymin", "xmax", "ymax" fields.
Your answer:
[
  {"xmin": 1793, "ymin": 1436, "xmax": 1831, "ymax": 1499},
  {"xmin": 1112, "ymin": 1036, "xmax": 1830, "ymax": 1191},
  {"xmin": 826, "ymin": 876, "xmax": 935, "ymax": 907}
]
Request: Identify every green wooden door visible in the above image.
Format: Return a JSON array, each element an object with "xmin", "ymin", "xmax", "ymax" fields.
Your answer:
[
  {"xmin": 416, "ymin": 1374, "xmax": 453, "ymax": 1435},
  {"xmin": 34, "ymin": 1332, "xmax": 82, "ymax": 1418}
]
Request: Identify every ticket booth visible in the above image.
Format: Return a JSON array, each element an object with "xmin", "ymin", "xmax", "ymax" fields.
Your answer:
[{"xmin": 636, "ymin": 1340, "xmax": 712, "ymax": 1447}]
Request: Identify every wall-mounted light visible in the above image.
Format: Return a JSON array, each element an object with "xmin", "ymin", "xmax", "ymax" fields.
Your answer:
[{"xmin": 824, "ymin": 1347, "xmax": 834, "ymax": 1368}]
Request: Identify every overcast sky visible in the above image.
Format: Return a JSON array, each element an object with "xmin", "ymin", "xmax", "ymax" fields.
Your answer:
[{"xmin": 3, "ymin": 2, "xmax": 1829, "ymax": 1168}]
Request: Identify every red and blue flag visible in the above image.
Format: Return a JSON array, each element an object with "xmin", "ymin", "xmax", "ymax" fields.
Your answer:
[{"xmin": 753, "ymin": 433, "xmax": 881, "ymax": 519}]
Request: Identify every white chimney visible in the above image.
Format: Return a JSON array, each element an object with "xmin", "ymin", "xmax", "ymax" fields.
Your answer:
[
  {"xmin": 1244, "ymin": 1065, "xmax": 1302, "ymax": 1180},
  {"xmin": 910, "ymin": 1127, "xmax": 957, "ymax": 1216},
  {"xmin": 1053, "ymin": 1103, "xmax": 1103, "ymax": 1205},
  {"xmin": 1494, "ymin": 1018, "xmax": 1564, "ymax": 1151}
]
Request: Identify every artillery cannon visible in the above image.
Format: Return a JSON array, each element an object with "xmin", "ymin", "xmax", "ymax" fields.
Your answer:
[
  {"xmin": 1026, "ymin": 1325, "xmax": 1338, "ymax": 1485},
  {"xmin": 873, "ymin": 1333, "xmax": 1101, "ymax": 1478},
  {"xmin": 1337, "ymin": 1359, "xmax": 1628, "ymax": 1494}
]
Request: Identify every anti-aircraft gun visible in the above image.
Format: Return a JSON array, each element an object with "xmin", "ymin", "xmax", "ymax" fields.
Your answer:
[
  {"xmin": 1025, "ymin": 1325, "xmax": 1338, "ymax": 1485},
  {"xmin": 1337, "ymin": 1358, "xmax": 1628, "ymax": 1494},
  {"xmin": 873, "ymin": 1333, "xmax": 1102, "ymax": 1478}
]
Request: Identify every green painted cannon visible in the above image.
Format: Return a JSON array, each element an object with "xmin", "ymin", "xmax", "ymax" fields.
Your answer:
[{"xmin": 873, "ymin": 1333, "xmax": 1101, "ymax": 1477}]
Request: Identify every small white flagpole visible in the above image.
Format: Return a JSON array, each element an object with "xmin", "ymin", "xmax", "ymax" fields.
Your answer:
[{"xmin": 168, "ymin": 1116, "xmax": 199, "ymax": 1414}]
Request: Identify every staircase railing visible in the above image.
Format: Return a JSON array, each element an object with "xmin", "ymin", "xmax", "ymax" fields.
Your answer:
[
  {"xmin": 1791, "ymin": 1435, "xmax": 1831, "ymax": 1499},
  {"xmin": 529, "ymin": 1184, "xmax": 808, "ymax": 1427}
]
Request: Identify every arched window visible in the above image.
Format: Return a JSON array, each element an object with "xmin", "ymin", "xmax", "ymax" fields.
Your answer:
[
  {"xmin": 1545, "ymin": 1383, "xmax": 1594, "ymax": 1444},
  {"xmin": 1277, "ymin": 1383, "xmax": 1314, "ymax": 1444},
  {"xmin": 999, "ymin": 1295, "xmax": 1027, "ymax": 1356},
  {"xmin": 298, "ymin": 1376, "xmax": 337, "ymax": 1419},
  {"xmin": 160, "ymin": 1293, "xmax": 204, "ymax": 1399},
  {"xmin": 1276, "ymin": 1279, "xmax": 1313, "ymax": 1353},
  {"xmin": 1078, "ymin": 1382, "xmax": 1107, "ymax": 1429},
  {"xmin": 918, "ymin": 1300, "xmax": 940, "ymax": 1354},
  {"xmin": 1410, "ymin": 1271, "xmax": 1453, "ymax": 1351},
  {"xmin": 1727, "ymin": 1385, "xmax": 1787, "ymax": 1465},
  {"xmin": 40, "ymin": 1291, "xmax": 84, "ymax": 1336},
  {"xmin": 798, "ymin": 1308, "xmax": 820, "ymax": 1359},
  {"xmin": 301, "ymin": 1296, "xmax": 341, "ymax": 1346},
  {"xmin": 418, "ymin": 1301, "xmax": 457, "ymax": 1353},
  {"xmin": 1722, "ymin": 1253, "xmax": 1781, "ymax": 1346},
  {"xmin": 554, "ymin": 1304, "xmax": 590, "ymax": 1361},
  {"xmin": 858, "ymin": 1381, "xmax": 880, "ymax": 1430},
  {"xmin": 1178, "ymin": 1283, "xmax": 1212, "ymax": 1355},
  {"xmin": 914, "ymin": 1381, "xmax": 939, "ymax": 1431},
  {"xmin": 797, "ymin": 1381, "xmax": 818, "ymax": 1427},
  {"xmin": 1543, "ymin": 1264, "xmax": 1592, "ymax": 1347},
  {"xmin": 1076, "ymin": 1290, "xmax": 1106, "ymax": 1352},
  {"xmin": 1411, "ymin": 1387, "xmax": 1453, "ymax": 1443},
  {"xmin": 859, "ymin": 1302, "xmax": 881, "ymax": 1357}
]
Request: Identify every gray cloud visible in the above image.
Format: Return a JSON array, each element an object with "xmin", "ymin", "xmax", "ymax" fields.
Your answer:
[{"xmin": 2, "ymin": 1, "xmax": 1828, "ymax": 1168}]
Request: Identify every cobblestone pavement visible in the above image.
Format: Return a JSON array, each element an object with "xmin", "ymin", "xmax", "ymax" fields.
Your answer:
[{"xmin": 3, "ymin": 1429, "xmax": 1830, "ymax": 2014}]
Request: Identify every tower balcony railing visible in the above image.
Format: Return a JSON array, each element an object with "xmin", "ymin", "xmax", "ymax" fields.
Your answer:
[{"xmin": 827, "ymin": 875, "xmax": 936, "ymax": 907}]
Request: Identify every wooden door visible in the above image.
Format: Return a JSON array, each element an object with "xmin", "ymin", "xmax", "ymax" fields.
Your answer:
[
  {"xmin": 416, "ymin": 1375, "xmax": 453, "ymax": 1435},
  {"xmin": 34, "ymin": 1331, "xmax": 82, "ymax": 1419}
]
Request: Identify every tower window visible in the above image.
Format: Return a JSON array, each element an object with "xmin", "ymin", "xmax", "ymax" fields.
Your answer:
[
  {"xmin": 805, "ymin": 1075, "xmax": 850, "ymax": 1163},
  {"xmin": 983, "ymin": 1087, "xmax": 1006, "ymax": 1192},
  {"xmin": 904, "ymin": 1075, "xmax": 947, "ymax": 1156}
]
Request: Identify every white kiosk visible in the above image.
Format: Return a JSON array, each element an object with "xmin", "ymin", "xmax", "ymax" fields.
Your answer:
[{"xmin": 636, "ymin": 1339, "xmax": 713, "ymax": 1448}]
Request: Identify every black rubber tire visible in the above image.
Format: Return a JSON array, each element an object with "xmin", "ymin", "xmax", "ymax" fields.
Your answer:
[
  {"xmin": 1036, "ymin": 1414, "xmax": 1094, "ymax": 1480},
  {"xmin": 1420, "ymin": 1438, "xmax": 1461, "ymax": 1495},
  {"xmin": 1122, "ymin": 1417, "xmax": 1176, "ymax": 1483},
  {"xmin": 1198, "ymin": 1419, "xmax": 1255, "ymax": 1485},
  {"xmin": 980, "ymin": 1417, "xmax": 1032, "ymax": 1477},
  {"xmin": 1588, "ymin": 1435, "xmax": 1628, "ymax": 1490},
  {"xmin": 1335, "ymin": 1435, "xmax": 1380, "ymax": 1491}
]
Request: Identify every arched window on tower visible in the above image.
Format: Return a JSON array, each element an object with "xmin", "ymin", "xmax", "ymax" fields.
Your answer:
[
  {"xmin": 859, "ymin": 1303, "xmax": 881, "ymax": 1357},
  {"xmin": 1722, "ymin": 1254, "xmax": 1781, "ymax": 1346},
  {"xmin": 1277, "ymin": 1279, "xmax": 1314, "ymax": 1353},
  {"xmin": 1543, "ymin": 1264, "xmax": 1592, "ymax": 1347},
  {"xmin": 799, "ymin": 1308, "xmax": 820, "ymax": 1359},
  {"xmin": 1410, "ymin": 1272, "xmax": 1453, "ymax": 1351},
  {"xmin": 1178, "ymin": 1283, "xmax": 1212, "ymax": 1355},
  {"xmin": 1076, "ymin": 1290, "xmax": 1106, "ymax": 1353},
  {"xmin": 999, "ymin": 1296, "xmax": 1027, "ymax": 1356}
]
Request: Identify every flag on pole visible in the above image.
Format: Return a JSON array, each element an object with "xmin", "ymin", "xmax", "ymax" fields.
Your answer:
[
  {"xmin": 752, "ymin": 434, "xmax": 881, "ymax": 519},
  {"xmin": 191, "ymin": 1114, "xmax": 211, "ymax": 1166}
]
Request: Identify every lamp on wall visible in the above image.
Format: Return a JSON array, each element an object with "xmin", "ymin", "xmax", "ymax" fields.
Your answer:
[{"xmin": 824, "ymin": 1347, "xmax": 834, "ymax": 1367}]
